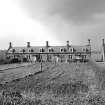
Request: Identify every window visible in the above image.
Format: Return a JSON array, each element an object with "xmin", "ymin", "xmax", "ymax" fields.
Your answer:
[
  {"xmin": 84, "ymin": 55, "xmax": 86, "ymax": 59},
  {"xmin": 69, "ymin": 48, "xmax": 72, "ymax": 52},
  {"xmin": 52, "ymin": 49, "xmax": 54, "ymax": 52},
  {"xmin": 60, "ymin": 48, "xmax": 63, "ymax": 52},
  {"xmin": 48, "ymin": 48, "xmax": 51, "ymax": 52},
  {"xmin": 86, "ymin": 48, "xmax": 89, "ymax": 52},
  {"xmin": 29, "ymin": 55, "xmax": 30, "ymax": 59},
  {"xmin": 40, "ymin": 48, "xmax": 45, "ymax": 52},
  {"xmin": 69, "ymin": 48, "xmax": 74, "ymax": 52},
  {"xmin": 60, "ymin": 48, "xmax": 66, "ymax": 52},
  {"xmin": 31, "ymin": 49, "xmax": 34, "ymax": 52},
  {"xmin": 64, "ymin": 48, "xmax": 66, "ymax": 52},
  {"xmin": 48, "ymin": 48, "xmax": 54, "ymax": 52},
  {"xmin": 82, "ymin": 48, "xmax": 86, "ymax": 52},
  {"xmin": 82, "ymin": 55, "xmax": 86, "ymax": 59},
  {"xmin": 22, "ymin": 49, "xmax": 25, "ymax": 53},
  {"xmin": 69, "ymin": 55, "xmax": 72, "ymax": 59},
  {"xmin": 82, "ymin": 48, "xmax": 89, "ymax": 52}
]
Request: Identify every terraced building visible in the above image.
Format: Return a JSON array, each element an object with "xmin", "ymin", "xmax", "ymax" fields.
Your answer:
[
  {"xmin": 102, "ymin": 39, "xmax": 105, "ymax": 62},
  {"xmin": 6, "ymin": 40, "xmax": 91, "ymax": 63}
]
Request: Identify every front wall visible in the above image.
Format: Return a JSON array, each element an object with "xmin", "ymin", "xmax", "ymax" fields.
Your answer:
[{"xmin": 7, "ymin": 52, "xmax": 91, "ymax": 63}]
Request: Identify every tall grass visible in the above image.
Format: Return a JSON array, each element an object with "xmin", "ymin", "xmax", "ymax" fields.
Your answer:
[
  {"xmin": 0, "ymin": 59, "xmax": 105, "ymax": 104},
  {"xmin": 0, "ymin": 50, "xmax": 9, "ymax": 64},
  {"xmin": 1, "ymin": 89, "xmax": 105, "ymax": 105}
]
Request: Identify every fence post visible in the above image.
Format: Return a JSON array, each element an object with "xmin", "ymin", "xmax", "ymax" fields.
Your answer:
[
  {"xmin": 41, "ymin": 61, "xmax": 42, "ymax": 72},
  {"xmin": 40, "ymin": 55, "xmax": 42, "ymax": 72}
]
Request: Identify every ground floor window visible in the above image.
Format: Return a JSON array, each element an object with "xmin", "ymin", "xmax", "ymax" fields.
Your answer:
[{"xmin": 68, "ymin": 55, "xmax": 72, "ymax": 59}]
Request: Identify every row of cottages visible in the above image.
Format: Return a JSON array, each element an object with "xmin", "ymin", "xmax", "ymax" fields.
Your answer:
[{"xmin": 6, "ymin": 40, "xmax": 91, "ymax": 63}]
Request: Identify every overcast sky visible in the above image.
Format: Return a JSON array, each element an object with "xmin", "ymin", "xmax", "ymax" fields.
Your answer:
[{"xmin": 0, "ymin": 0, "xmax": 105, "ymax": 50}]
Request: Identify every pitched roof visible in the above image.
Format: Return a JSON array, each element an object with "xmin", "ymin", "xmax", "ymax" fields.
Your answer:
[{"xmin": 7, "ymin": 44, "xmax": 91, "ymax": 53}]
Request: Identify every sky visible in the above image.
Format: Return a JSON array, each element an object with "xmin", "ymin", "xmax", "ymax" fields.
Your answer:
[{"xmin": 0, "ymin": 0, "xmax": 105, "ymax": 50}]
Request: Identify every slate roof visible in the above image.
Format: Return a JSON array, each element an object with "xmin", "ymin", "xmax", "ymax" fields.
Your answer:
[{"xmin": 7, "ymin": 44, "xmax": 91, "ymax": 54}]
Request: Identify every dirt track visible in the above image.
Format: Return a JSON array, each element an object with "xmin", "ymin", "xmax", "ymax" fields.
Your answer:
[{"xmin": 0, "ymin": 62, "xmax": 55, "ymax": 84}]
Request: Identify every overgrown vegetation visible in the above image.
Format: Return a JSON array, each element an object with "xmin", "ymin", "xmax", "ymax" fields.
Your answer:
[
  {"xmin": 0, "ymin": 62, "xmax": 105, "ymax": 104},
  {"xmin": 0, "ymin": 50, "xmax": 9, "ymax": 64},
  {"xmin": 0, "ymin": 88, "xmax": 105, "ymax": 105}
]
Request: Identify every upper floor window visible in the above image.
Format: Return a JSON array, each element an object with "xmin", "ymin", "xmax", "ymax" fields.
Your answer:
[
  {"xmin": 82, "ymin": 48, "xmax": 86, "ymax": 52},
  {"xmin": 82, "ymin": 48, "xmax": 89, "ymax": 52},
  {"xmin": 60, "ymin": 48, "xmax": 67, "ymax": 52},
  {"xmin": 69, "ymin": 48, "xmax": 74, "ymax": 52},
  {"xmin": 60, "ymin": 48, "xmax": 63, "ymax": 52},
  {"xmin": 69, "ymin": 48, "xmax": 72, "ymax": 52},
  {"xmin": 31, "ymin": 49, "xmax": 34, "ymax": 52},
  {"xmin": 64, "ymin": 48, "xmax": 66, "ymax": 52},
  {"xmin": 40, "ymin": 48, "xmax": 45, "ymax": 52},
  {"xmin": 48, "ymin": 48, "xmax": 54, "ymax": 52},
  {"xmin": 22, "ymin": 49, "xmax": 25, "ymax": 53},
  {"xmin": 86, "ymin": 48, "xmax": 89, "ymax": 52}
]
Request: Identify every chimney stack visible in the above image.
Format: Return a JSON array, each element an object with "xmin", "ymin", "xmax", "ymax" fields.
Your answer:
[
  {"xmin": 9, "ymin": 42, "xmax": 12, "ymax": 49},
  {"xmin": 27, "ymin": 42, "xmax": 30, "ymax": 48},
  {"xmin": 102, "ymin": 39, "xmax": 104, "ymax": 45},
  {"xmin": 67, "ymin": 40, "xmax": 69, "ymax": 49},
  {"xmin": 46, "ymin": 41, "xmax": 49, "ymax": 48},
  {"xmin": 88, "ymin": 39, "xmax": 91, "ymax": 45}
]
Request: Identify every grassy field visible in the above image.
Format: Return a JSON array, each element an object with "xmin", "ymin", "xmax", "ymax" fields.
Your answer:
[
  {"xmin": 0, "ymin": 61, "xmax": 105, "ymax": 104},
  {"xmin": 0, "ymin": 62, "xmax": 54, "ymax": 84}
]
